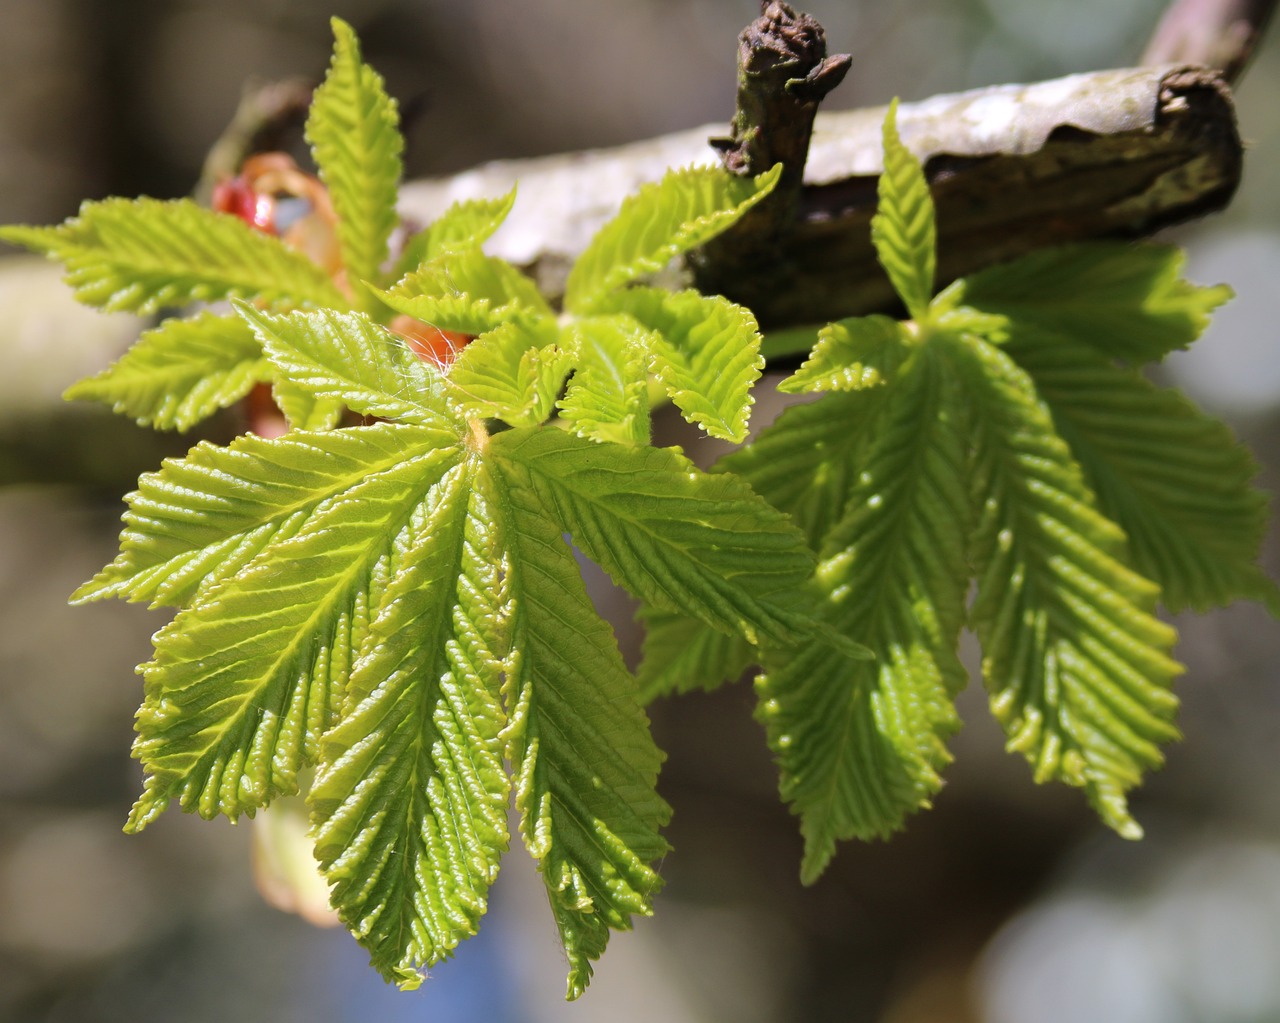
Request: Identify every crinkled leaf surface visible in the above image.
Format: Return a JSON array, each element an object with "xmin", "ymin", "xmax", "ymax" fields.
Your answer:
[
  {"xmin": 780, "ymin": 314, "xmax": 911, "ymax": 395},
  {"xmin": 0, "ymin": 198, "xmax": 346, "ymax": 313},
  {"xmin": 393, "ymin": 189, "xmax": 517, "ymax": 280},
  {"xmin": 605, "ymin": 286, "xmax": 763, "ymax": 442},
  {"xmin": 310, "ymin": 458, "xmax": 511, "ymax": 990},
  {"xmin": 493, "ymin": 461, "xmax": 670, "ymax": 999},
  {"xmin": 636, "ymin": 606, "xmax": 753, "ymax": 703},
  {"xmin": 126, "ymin": 426, "xmax": 464, "ymax": 830},
  {"xmin": 557, "ymin": 315, "xmax": 653, "ymax": 445},
  {"xmin": 237, "ymin": 303, "xmax": 454, "ymax": 426},
  {"xmin": 63, "ymin": 311, "xmax": 267, "ymax": 430},
  {"xmin": 490, "ymin": 427, "xmax": 818, "ymax": 647},
  {"xmin": 870, "ymin": 100, "xmax": 935, "ymax": 320},
  {"xmin": 757, "ymin": 346, "xmax": 970, "ymax": 881},
  {"xmin": 306, "ymin": 17, "xmax": 403, "ymax": 298},
  {"xmin": 380, "ymin": 249, "xmax": 554, "ymax": 335},
  {"xmin": 956, "ymin": 333, "xmax": 1182, "ymax": 837},
  {"xmin": 564, "ymin": 163, "xmax": 781, "ymax": 313},
  {"xmin": 447, "ymin": 321, "xmax": 572, "ymax": 428}
]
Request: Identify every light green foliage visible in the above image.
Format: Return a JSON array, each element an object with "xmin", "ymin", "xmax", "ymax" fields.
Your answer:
[
  {"xmin": 641, "ymin": 101, "xmax": 1273, "ymax": 874},
  {"xmin": 0, "ymin": 198, "xmax": 347, "ymax": 314},
  {"xmin": 15, "ymin": 18, "xmax": 1273, "ymax": 999},
  {"xmin": 447, "ymin": 321, "xmax": 572, "ymax": 427},
  {"xmin": 870, "ymin": 99, "xmax": 935, "ymax": 320},
  {"xmin": 564, "ymin": 163, "xmax": 782, "ymax": 312},
  {"xmin": 62, "ymin": 311, "xmax": 268, "ymax": 430},
  {"xmin": 8, "ymin": 22, "xmax": 810, "ymax": 997},
  {"xmin": 306, "ymin": 17, "xmax": 403, "ymax": 308},
  {"xmin": 392, "ymin": 188, "xmax": 518, "ymax": 279}
]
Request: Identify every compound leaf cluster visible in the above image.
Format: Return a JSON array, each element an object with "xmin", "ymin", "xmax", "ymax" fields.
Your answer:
[{"xmin": 4, "ymin": 21, "xmax": 1274, "ymax": 1005}]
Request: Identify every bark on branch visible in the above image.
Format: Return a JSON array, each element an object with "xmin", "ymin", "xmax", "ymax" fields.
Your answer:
[{"xmin": 399, "ymin": 64, "xmax": 1241, "ymax": 327}]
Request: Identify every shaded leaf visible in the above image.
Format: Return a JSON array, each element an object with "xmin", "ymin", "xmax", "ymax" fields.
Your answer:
[
  {"xmin": 956, "ymin": 242, "xmax": 1231, "ymax": 362},
  {"xmin": 870, "ymin": 100, "xmax": 935, "ymax": 320},
  {"xmin": 779, "ymin": 314, "xmax": 911, "ymax": 395},
  {"xmin": 758, "ymin": 346, "xmax": 970, "ymax": 881},
  {"xmin": 1011, "ymin": 329, "xmax": 1279, "ymax": 612},
  {"xmin": 956, "ymin": 332, "xmax": 1182, "ymax": 837}
]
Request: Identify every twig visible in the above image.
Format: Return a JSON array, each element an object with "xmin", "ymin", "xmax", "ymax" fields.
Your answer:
[{"xmin": 1141, "ymin": 0, "xmax": 1278, "ymax": 82}]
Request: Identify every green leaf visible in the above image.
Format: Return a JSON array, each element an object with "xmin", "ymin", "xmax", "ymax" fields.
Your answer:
[
  {"xmin": 955, "ymin": 332, "xmax": 1182, "ymax": 837},
  {"xmin": 125, "ymin": 427, "xmax": 464, "ymax": 830},
  {"xmin": 1010, "ymin": 330, "xmax": 1279, "ymax": 612},
  {"xmin": 605, "ymin": 287, "xmax": 763, "ymax": 443},
  {"xmin": 272, "ymin": 380, "xmax": 347, "ymax": 432},
  {"xmin": 447, "ymin": 321, "xmax": 572, "ymax": 428},
  {"xmin": 955, "ymin": 242, "xmax": 1232, "ymax": 362},
  {"xmin": 62, "ymin": 311, "xmax": 267, "ymax": 430},
  {"xmin": 636, "ymin": 606, "xmax": 753, "ymax": 703},
  {"xmin": 557, "ymin": 315, "xmax": 652, "ymax": 445},
  {"xmin": 871, "ymin": 99, "xmax": 935, "ymax": 321},
  {"xmin": 0, "ymin": 198, "xmax": 346, "ymax": 313},
  {"xmin": 75, "ymin": 421, "xmax": 460, "ymax": 609},
  {"xmin": 307, "ymin": 17, "xmax": 403, "ymax": 298},
  {"xmin": 718, "ymin": 390, "xmax": 884, "ymax": 552},
  {"xmin": 779, "ymin": 314, "xmax": 911, "ymax": 395},
  {"xmin": 564, "ymin": 163, "xmax": 782, "ymax": 313},
  {"xmin": 495, "ymin": 463, "xmax": 669, "ymax": 999},
  {"xmin": 379, "ymin": 249, "xmax": 554, "ymax": 334},
  {"xmin": 236, "ymin": 303, "xmax": 455, "ymax": 427},
  {"xmin": 757, "ymin": 346, "xmax": 970, "ymax": 882},
  {"xmin": 392, "ymin": 188, "xmax": 517, "ymax": 280},
  {"xmin": 310, "ymin": 458, "xmax": 511, "ymax": 989},
  {"xmin": 491, "ymin": 427, "xmax": 818, "ymax": 647}
]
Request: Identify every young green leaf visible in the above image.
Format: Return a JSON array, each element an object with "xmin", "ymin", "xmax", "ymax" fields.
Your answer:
[
  {"xmin": 62, "ymin": 311, "xmax": 268, "ymax": 431},
  {"xmin": 604, "ymin": 286, "xmax": 763, "ymax": 443},
  {"xmin": 778, "ymin": 313, "xmax": 911, "ymax": 395},
  {"xmin": 1010, "ymin": 328, "xmax": 1280, "ymax": 612},
  {"xmin": 307, "ymin": 17, "xmax": 403, "ymax": 298},
  {"xmin": 564, "ymin": 163, "xmax": 782, "ymax": 314},
  {"xmin": 74, "ymin": 422, "xmax": 460, "ymax": 609},
  {"xmin": 955, "ymin": 242, "xmax": 1232, "ymax": 363},
  {"xmin": 380, "ymin": 248, "xmax": 555, "ymax": 335},
  {"xmin": 0, "ymin": 198, "xmax": 346, "ymax": 313},
  {"xmin": 757, "ymin": 346, "xmax": 970, "ymax": 882},
  {"xmin": 236, "ymin": 304, "xmax": 455, "ymax": 427},
  {"xmin": 271, "ymin": 381, "xmax": 347, "ymax": 432},
  {"xmin": 870, "ymin": 99, "xmax": 935, "ymax": 321},
  {"xmin": 496, "ymin": 464, "xmax": 670, "ymax": 999},
  {"xmin": 636, "ymin": 606, "xmax": 754, "ymax": 703},
  {"xmin": 126, "ymin": 428, "xmax": 465, "ymax": 831},
  {"xmin": 491, "ymin": 427, "xmax": 820, "ymax": 648},
  {"xmin": 447, "ymin": 321, "xmax": 572, "ymax": 427},
  {"xmin": 392, "ymin": 188, "xmax": 518, "ymax": 280},
  {"xmin": 310, "ymin": 459, "xmax": 511, "ymax": 990},
  {"xmin": 955, "ymin": 333, "xmax": 1182, "ymax": 837},
  {"xmin": 717, "ymin": 390, "xmax": 882, "ymax": 552},
  {"xmin": 557, "ymin": 315, "xmax": 653, "ymax": 445}
]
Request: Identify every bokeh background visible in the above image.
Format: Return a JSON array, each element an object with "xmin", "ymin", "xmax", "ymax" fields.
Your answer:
[{"xmin": 2, "ymin": 1, "xmax": 1278, "ymax": 1021}]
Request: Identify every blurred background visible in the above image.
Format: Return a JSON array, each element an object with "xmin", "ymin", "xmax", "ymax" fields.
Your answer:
[{"xmin": 1, "ymin": 1, "xmax": 1278, "ymax": 1020}]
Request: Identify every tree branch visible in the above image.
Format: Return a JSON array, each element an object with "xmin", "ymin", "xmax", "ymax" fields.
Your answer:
[{"xmin": 399, "ymin": 64, "xmax": 1241, "ymax": 327}]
